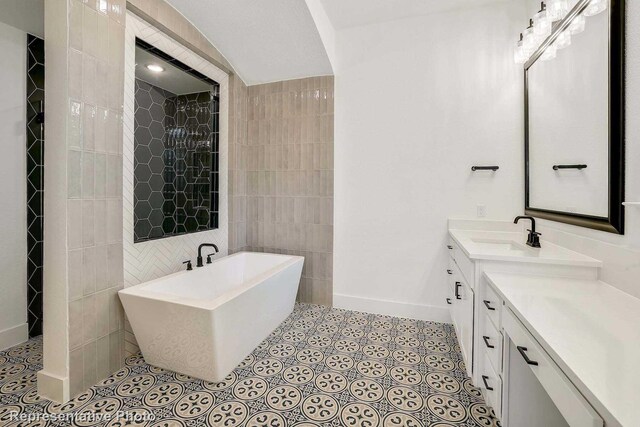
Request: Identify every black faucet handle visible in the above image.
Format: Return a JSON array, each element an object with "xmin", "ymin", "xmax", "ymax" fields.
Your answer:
[
  {"xmin": 206, "ymin": 253, "xmax": 216, "ymax": 264},
  {"xmin": 527, "ymin": 229, "xmax": 542, "ymax": 236},
  {"xmin": 182, "ymin": 260, "xmax": 193, "ymax": 271}
]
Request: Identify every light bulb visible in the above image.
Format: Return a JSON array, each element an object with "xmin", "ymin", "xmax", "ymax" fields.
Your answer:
[
  {"xmin": 584, "ymin": 0, "xmax": 607, "ymax": 16},
  {"xmin": 569, "ymin": 14, "xmax": 586, "ymax": 35},
  {"xmin": 522, "ymin": 20, "xmax": 538, "ymax": 54},
  {"xmin": 548, "ymin": 0, "xmax": 569, "ymax": 21},
  {"xmin": 146, "ymin": 64, "xmax": 164, "ymax": 73},
  {"xmin": 533, "ymin": 3, "xmax": 552, "ymax": 38},
  {"xmin": 514, "ymin": 34, "xmax": 528, "ymax": 64},
  {"xmin": 555, "ymin": 30, "xmax": 571, "ymax": 49},
  {"xmin": 541, "ymin": 43, "xmax": 557, "ymax": 61}
]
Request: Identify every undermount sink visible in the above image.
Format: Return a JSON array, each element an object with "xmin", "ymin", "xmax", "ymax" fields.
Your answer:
[{"xmin": 470, "ymin": 237, "xmax": 529, "ymax": 253}]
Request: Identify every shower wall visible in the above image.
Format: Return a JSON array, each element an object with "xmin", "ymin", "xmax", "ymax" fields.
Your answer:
[
  {"xmin": 26, "ymin": 34, "xmax": 44, "ymax": 337},
  {"xmin": 133, "ymin": 78, "xmax": 220, "ymax": 241}
]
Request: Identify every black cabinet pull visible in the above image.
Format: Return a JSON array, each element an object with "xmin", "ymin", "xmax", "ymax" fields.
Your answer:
[
  {"xmin": 517, "ymin": 346, "xmax": 539, "ymax": 366},
  {"xmin": 483, "ymin": 300, "xmax": 496, "ymax": 311},
  {"xmin": 446, "ymin": 269, "xmax": 453, "ymax": 275},
  {"xmin": 482, "ymin": 336, "xmax": 495, "ymax": 349},
  {"xmin": 446, "ymin": 298, "xmax": 452, "ymax": 305},
  {"xmin": 447, "ymin": 245, "xmax": 453, "ymax": 249},
  {"xmin": 481, "ymin": 375, "xmax": 494, "ymax": 391},
  {"xmin": 455, "ymin": 282, "xmax": 462, "ymax": 300}
]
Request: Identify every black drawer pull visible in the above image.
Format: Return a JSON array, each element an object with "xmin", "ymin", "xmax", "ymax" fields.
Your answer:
[
  {"xmin": 481, "ymin": 375, "xmax": 494, "ymax": 391},
  {"xmin": 447, "ymin": 245, "xmax": 453, "ymax": 249},
  {"xmin": 446, "ymin": 298, "xmax": 452, "ymax": 305},
  {"xmin": 482, "ymin": 336, "xmax": 495, "ymax": 349},
  {"xmin": 517, "ymin": 346, "xmax": 539, "ymax": 366},
  {"xmin": 446, "ymin": 269, "xmax": 453, "ymax": 275},
  {"xmin": 483, "ymin": 300, "xmax": 496, "ymax": 311},
  {"xmin": 455, "ymin": 282, "xmax": 462, "ymax": 300}
]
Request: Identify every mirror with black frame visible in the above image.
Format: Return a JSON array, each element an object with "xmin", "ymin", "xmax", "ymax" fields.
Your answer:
[
  {"xmin": 133, "ymin": 38, "xmax": 220, "ymax": 243},
  {"xmin": 524, "ymin": 0, "xmax": 625, "ymax": 234}
]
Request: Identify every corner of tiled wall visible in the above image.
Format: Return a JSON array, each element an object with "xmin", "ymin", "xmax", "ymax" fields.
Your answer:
[
  {"xmin": 244, "ymin": 76, "xmax": 335, "ymax": 305},
  {"xmin": 66, "ymin": 0, "xmax": 126, "ymax": 399},
  {"xmin": 228, "ymin": 74, "xmax": 249, "ymax": 253}
]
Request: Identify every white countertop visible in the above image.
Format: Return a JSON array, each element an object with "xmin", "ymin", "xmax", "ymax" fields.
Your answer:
[
  {"xmin": 485, "ymin": 272, "xmax": 640, "ymax": 427},
  {"xmin": 449, "ymin": 229, "xmax": 602, "ymax": 267}
]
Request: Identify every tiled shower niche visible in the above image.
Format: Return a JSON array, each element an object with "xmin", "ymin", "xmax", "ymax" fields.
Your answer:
[{"xmin": 134, "ymin": 39, "xmax": 220, "ymax": 242}]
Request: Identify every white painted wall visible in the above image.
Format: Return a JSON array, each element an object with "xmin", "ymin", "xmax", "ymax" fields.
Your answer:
[
  {"xmin": 0, "ymin": 21, "xmax": 28, "ymax": 349},
  {"xmin": 333, "ymin": 2, "xmax": 526, "ymax": 321}
]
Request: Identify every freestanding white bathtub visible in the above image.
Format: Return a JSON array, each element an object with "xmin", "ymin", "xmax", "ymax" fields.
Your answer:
[{"xmin": 118, "ymin": 251, "xmax": 303, "ymax": 382}]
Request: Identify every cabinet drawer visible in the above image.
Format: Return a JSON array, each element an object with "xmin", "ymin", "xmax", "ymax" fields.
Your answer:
[
  {"xmin": 483, "ymin": 283, "xmax": 501, "ymax": 330},
  {"xmin": 481, "ymin": 313, "xmax": 502, "ymax": 374},
  {"xmin": 503, "ymin": 309, "xmax": 603, "ymax": 427},
  {"xmin": 447, "ymin": 238, "xmax": 457, "ymax": 260},
  {"xmin": 454, "ymin": 247, "xmax": 475, "ymax": 287},
  {"xmin": 447, "ymin": 238, "xmax": 475, "ymax": 286},
  {"xmin": 481, "ymin": 350, "xmax": 502, "ymax": 416}
]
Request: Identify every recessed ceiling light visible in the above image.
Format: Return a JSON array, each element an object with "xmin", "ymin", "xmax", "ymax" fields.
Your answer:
[{"xmin": 146, "ymin": 64, "xmax": 164, "ymax": 73}]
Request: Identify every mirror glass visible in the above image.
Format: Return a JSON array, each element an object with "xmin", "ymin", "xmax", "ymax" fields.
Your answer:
[
  {"xmin": 525, "ymin": 0, "xmax": 624, "ymax": 233},
  {"xmin": 134, "ymin": 38, "xmax": 220, "ymax": 242},
  {"xmin": 528, "ymin": 9, "xmax": 608, "ymax": 216}
]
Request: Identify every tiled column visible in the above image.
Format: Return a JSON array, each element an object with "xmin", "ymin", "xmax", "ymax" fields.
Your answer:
[
  {"xmin": 246, "ymin": 77, "xmax": 334, "ymax": 305},
  {"xmin": 39, "ymin": 0, "xmax": 126, "ymax": 403}
]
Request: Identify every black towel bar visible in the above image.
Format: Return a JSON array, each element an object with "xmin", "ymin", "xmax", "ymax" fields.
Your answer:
[
  {"xmin": 471, "ymin": 166, "xmax": 499, "ymax": 171},
  {"xmin": 553, "ymin": 164, "xmax": 587, "ymax": 170}
]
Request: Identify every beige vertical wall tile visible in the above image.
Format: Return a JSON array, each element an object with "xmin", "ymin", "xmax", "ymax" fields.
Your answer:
[
  {"xmin": 69, "ymin": 347, "xmax": 84, "ymax": 398},
  {"xmin": 95, "ymin": 290, "xmax": 110, "ymax": 338},
  {"xmin": 69, "ymin": 300, "xmax": 83, "ymax": 350},
  {"xmin": 64, "ymin": 0, "xmax": 126, "ymax": 397},
  {"xmin": 68, "ymin": 200, "xmax": 83, "ymax": 250},
  {"xmin": 96, "ymin": 335, "xmax": 111, "ymax": 380},
  {"xmin": 82, "ymin": 247, "xmax": 96, "ymax": 296},
  {"xmin": 82, "ymin": 294, "xmax": 97, "ymax": 344},
  {"xmin": 68, "ymin": 150, "xmax": 82, "ymax": 198},
  {"xmin": 239, "ymin": 77, "xmax": 334, "ymax": 305},
  {"xmin": 83, "ymin": 341, "xmax": 97, "ymax": 390}
]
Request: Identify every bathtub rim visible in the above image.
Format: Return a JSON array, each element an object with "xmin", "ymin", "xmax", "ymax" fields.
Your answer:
[{"xmin": 118, "ymin": 251, "xmax": 304, "ymax": 311}]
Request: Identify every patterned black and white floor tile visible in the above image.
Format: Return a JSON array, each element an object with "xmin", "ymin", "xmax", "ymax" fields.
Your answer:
[{"xmin": 0, "ymin": 304, "xmax": 501, "ymax": 426}]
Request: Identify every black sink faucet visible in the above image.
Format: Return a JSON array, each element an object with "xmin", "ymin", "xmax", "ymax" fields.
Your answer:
[
  {"xmin": 514, "ymin": 216, "xmax": 542, "ymax": 248},
  {"xmin": 197, "ymin": 243, "xmax": 219, "ymax": 267}
]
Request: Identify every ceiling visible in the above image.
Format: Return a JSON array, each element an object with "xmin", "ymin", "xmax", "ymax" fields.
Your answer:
[
  {"xmin": 166, "ymin": 0, "xmax": 333, "ymax": 85},
  {"xmin": 0, "ymin": 0, "xmax": 44, "ymax": 37},
  {"xmin": 135, "ymin": 47, "xmax": 213, "ymax": 95},
  {"xmin": 318, "ymin": 0, "xmax": 502, "ymax": 30}
]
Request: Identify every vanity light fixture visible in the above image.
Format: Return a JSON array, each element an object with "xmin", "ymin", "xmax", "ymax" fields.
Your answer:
[
  {"xmin": 533, "ymin": 2, "xmax": 552, "ymax": 38},
  {"xmin": 569, "ymin": 14, "xmax": 586, "ymax": 35},
  {"xmin": 522, "ymin": 19, "xmax": 538, "ymax": 55},
  {"xmin": 514, "ymin": 33, "xmax": 529, "ymax": 64},
  {"xmin": 555, "ymin": 30, "xmax": 572, "ymax": 49},
  {"xmin": 540, "ymin": 42, "xmax": 557, "ymax": 61},
  {"xmin": 547, "ymin": 0, "xmax": 569, "ymax": 21},
  {"xmin": 146, "ymin": 64, "xmax": 164, "ymax": 73},
  {"xmin": 584, "ymin": 0, "xmax": 607, "ymax": 16}
]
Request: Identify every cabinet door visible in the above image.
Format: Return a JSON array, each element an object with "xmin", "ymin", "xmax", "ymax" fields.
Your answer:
[{"xmin": 454, "ymin": 277, "xmax": 474, "ymax": 377}]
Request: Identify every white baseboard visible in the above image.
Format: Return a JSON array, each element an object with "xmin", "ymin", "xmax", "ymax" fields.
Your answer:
[
  {"xmin": 0, "ymin": 323, "xmax": 28, "ymax": 351},
  {"xmin": 37, "ymin": 370, "xmax": 69, "ymax": 404},
  {"xmin": 333, "ymin": 294, "xmax": 451, "ymax": 324}
]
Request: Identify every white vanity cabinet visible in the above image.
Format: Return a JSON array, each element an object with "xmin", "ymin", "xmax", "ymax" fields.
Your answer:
[
  {"xmin": 446, "ymin": 222, "xmax": 602, "ymax": 423},
  {"xmin": 447, "ymin": 242, "xmax": 474, "ymax": 377}
]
